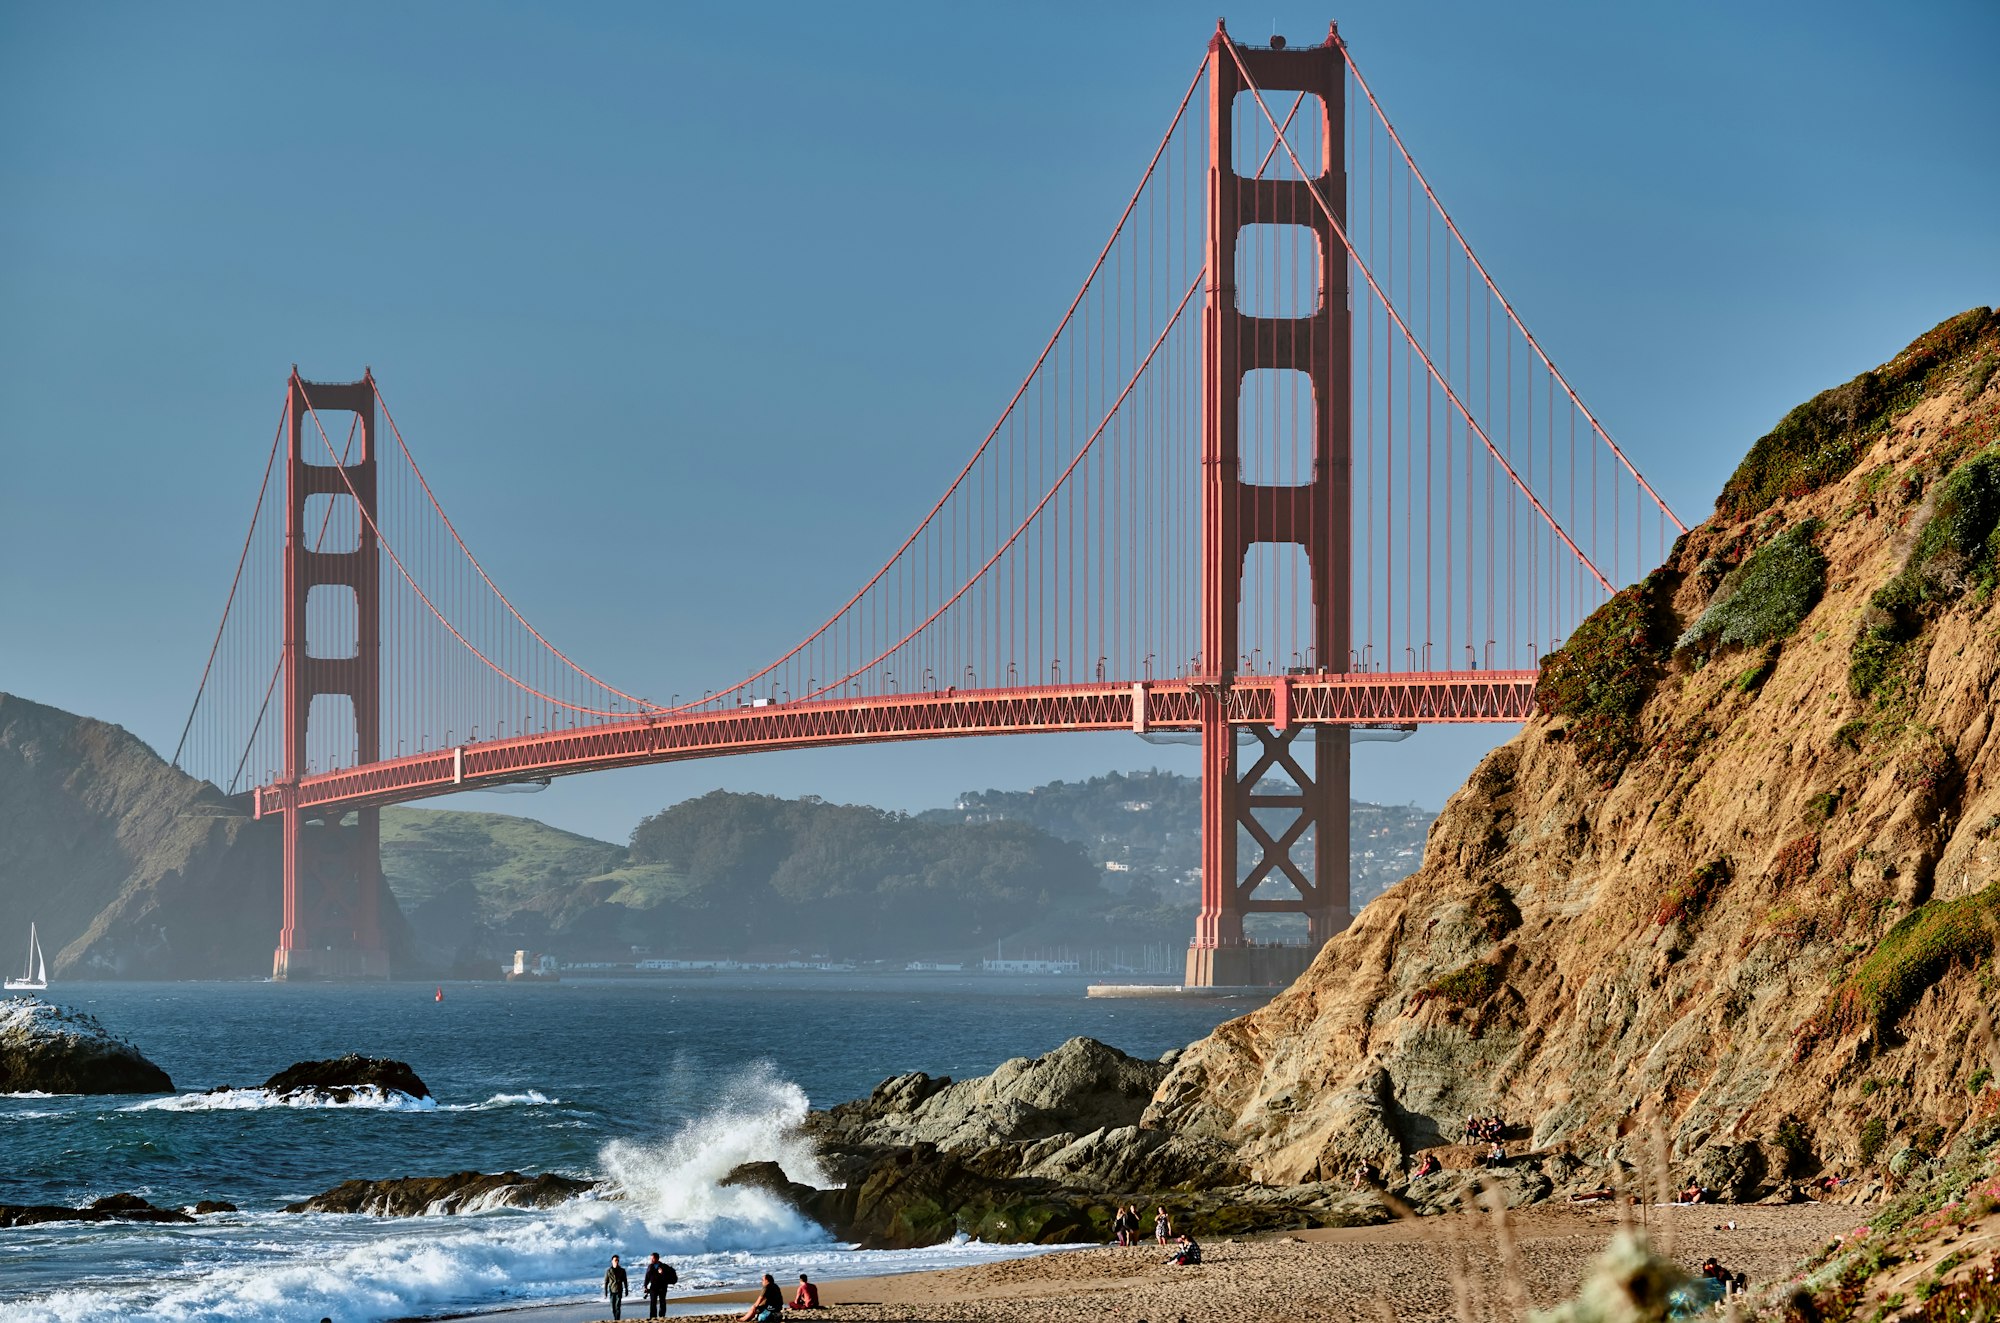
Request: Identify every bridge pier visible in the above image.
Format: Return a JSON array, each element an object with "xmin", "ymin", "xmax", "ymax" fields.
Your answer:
[
  {"xmin": 1187, "ymin": 23, "xmax": 1353, "ymax": 988},
  {"xmin": 273, "ymin": 371, "xmax": 390, "ymax": 981}
]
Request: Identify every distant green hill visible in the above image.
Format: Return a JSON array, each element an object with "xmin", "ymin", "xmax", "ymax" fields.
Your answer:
[{"xmin": 384, "ymin": 772, "xmax": 1436, "ymax": 968}]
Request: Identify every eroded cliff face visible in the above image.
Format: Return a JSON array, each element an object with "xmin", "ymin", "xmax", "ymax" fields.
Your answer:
[
  {"xmin": 0, "ymin": 694, "xmax": 411, "ymax": 979},
  {"xmin": 1148, "ymin": 309, "xmax": 2000, "ymax": 1200}
]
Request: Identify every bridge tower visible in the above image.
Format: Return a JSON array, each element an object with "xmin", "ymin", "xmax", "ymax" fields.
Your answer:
[
  {"xmin": 1188, "ymin": 23, "xmax": 1353, "ymax": 988},
  {"xmin": 273, "ymin": 371, "xmax": 390, "ymax": 980}
]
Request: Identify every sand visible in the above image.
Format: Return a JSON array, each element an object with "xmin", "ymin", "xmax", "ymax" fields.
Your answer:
[{"xmin": 638, "ymin": 1202, "xmax": 1865, "ymax": 1322}]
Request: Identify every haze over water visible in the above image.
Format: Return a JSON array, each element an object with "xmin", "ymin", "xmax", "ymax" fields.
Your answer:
[{"xmin": 1, "ymin": 977, "xmax": 1248, "ymax": 1321}]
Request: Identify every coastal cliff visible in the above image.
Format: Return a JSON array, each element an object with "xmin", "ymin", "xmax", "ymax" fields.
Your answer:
[
  {"xmin": 0, "ymin": 694, "xmax": 412, "ymax": 979},
  {"xmin": 1148, "ymin": 309, "xmax": 2000, "ymax": 1202}
]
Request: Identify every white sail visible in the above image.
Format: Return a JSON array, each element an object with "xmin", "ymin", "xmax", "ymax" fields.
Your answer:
[{"xmin": 5, "ymin": 921, "xmax": 47, "ymax": 991}]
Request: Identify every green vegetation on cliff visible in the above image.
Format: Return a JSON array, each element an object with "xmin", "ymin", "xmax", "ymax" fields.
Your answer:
[
  {"xmin": 1676, "ymin": 519, "xmax": 1826, "ymax": 652},
  {"xmin": 1716, "ymin": 307, "xmax": 1993, "ymax": 518},
  {"xmin": 1851, "ymin": 444, "xmax": 2000, "ymax": 698},
  {"xmin": 1534, "ymin": 574, "xmax": 1670, "ymax": 770}
]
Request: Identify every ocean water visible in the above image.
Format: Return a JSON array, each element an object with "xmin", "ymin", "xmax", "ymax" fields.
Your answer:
[{"xmin": 0, "ymin": 977, "xmax": 1251, "ymax": 1321}]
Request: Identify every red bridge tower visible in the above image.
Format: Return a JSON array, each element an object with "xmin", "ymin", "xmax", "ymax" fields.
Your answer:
[
  {"xmin": 1189, "ymin": 25, "xmax": 1352, "ymax": 987},
  {"xmin": 272, "ymin": 371, "xmax": 390, "ymax": 980}
]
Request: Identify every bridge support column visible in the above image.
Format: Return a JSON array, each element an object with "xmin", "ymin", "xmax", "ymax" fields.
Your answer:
[
  {"xmin": 1187, "ymin": 23, "xmax": 1353, "ymax": 989},
  {"xmin": 274, "ymin": 370, "xmax": 389, "ymax": 981}
]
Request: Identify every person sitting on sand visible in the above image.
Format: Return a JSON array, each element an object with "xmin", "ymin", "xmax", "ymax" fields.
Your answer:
[
  {"xmin": 1682, "ymin": 1183, "xmax": 1708, "ymax": 1204},
  {"xmin": 740, "ymin": 1272, "xmax": 784, "ymax": 1322},
  {"xmin": 792, "ymin": 1273, "xmax": 822, "ymax": 1309},
  {"xmin": 1166, "ymin": 1233, "xmax": 1202, "ymax": 1266}
]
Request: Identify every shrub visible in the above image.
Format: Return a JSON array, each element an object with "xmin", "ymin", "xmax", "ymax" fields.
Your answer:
[
  {"xmin": 1655, "ymin": 859, "xmax": 1730, "ymax": 927},
  {"xmin": 1806, "ymin": 790, "xmax": 1843, "ymax": 825},
  {"xmin": 1859, "ymin": 1117, "xmax": 1890, "ymax": 1165},
  {"xmin": 1966, "ymin": 354, "xmax": 1997, "ymax": 404},
  {"xmin": 1834, "ymin": 719, "xmax": 1869, "ymax": 751},
  {"xmin": 1716, "ymin": 309, "xmax": 1993, "ymax": 518},
  {"xmin": 1734, "ymin": 650, "xmax": 1777, "ymax": 693},
  {"xmin": 1968, "ymin": 1067, "xmax": 1992, "ymax": 1095},
  {"xmin": 1852, "ymin": 447, "xmax": 2000, "ymax": 698},
  {"xmin": 1414, "ymin": 961, "xmax": 1502, "ymax": 1009},
  {"xmin": 1818, "ymin": 886, "xmax": 2000, "ymax": 1040},
  {"xmin": 1472, "ymin": 887, "xmax": 1521, "ymax": 940},
  {"xmin": 1678, "ymin": 521, "xmax": 1827, "ymax": 652},
  {"xmin": 1536, "ymin": 574, "xmax": 1669, "ymax": 770},
  {"xmin": 1849, "ymin": 625, "xmax": 1916, "ymax": 700},
  {"xmin": 1773, "ymin": 1115, "xmax": 1811, "ymax": 1158}
]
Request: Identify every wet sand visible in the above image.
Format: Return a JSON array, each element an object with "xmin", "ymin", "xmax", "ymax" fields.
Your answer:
[{"xmin": 629, "ymin": 1202, "xmax": 1864, "ymax": 1322}]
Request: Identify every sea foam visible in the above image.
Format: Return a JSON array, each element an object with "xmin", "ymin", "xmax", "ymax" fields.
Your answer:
[{"xmin": 0, "ymin": 1063, "xmax": 846, "ymax": 1323}]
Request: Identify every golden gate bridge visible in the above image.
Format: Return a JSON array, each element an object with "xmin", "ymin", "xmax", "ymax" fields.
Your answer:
[{"xmin": 172, "ymin": 21, "xmax": 1682, "ymax": 985}]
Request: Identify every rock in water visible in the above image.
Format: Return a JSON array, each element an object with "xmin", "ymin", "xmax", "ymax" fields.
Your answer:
[
  {"xmin": 261, "ymin": 1054, "xmax": 430, "ymax": 1102},
  {"xmin": 284, "ymin": 1170, "xmax": 593, "ymax": 1216},
  {"xmin": 0, "ymin": 1194, "xmax": 193, "ymax": 1227},
  {"xmin": 0, "ymin": 997, "xmax": 173, "ymax": 1094}
]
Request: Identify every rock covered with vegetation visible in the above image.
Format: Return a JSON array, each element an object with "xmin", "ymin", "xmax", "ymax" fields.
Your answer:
[
  {"xmin": 0, "ymin": 997, "xmax": 172, "ymax": 1094},
  {"xmin": 1148, "ymin": 308, "xmax": 2000, "ymax": 1210}
]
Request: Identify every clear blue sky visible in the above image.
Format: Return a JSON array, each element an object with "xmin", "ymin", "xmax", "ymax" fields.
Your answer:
[{"xmin": 3, "ymin": 1, "xmax": 1995, "ymax": 845}]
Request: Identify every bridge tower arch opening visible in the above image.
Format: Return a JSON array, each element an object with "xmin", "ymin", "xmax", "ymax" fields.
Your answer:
[
  {"xmin": 273, "ymin": 371, "xmax": 389, "ymax": 981},
  {"xmin": 1190, "ymin": 23, "xmax": 1353, "ymax": 988}
]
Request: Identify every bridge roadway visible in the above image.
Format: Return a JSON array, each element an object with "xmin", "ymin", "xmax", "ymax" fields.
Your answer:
[{"xmin": 251, "ymin": 670, "xmax": 1536, "ymax": 818}]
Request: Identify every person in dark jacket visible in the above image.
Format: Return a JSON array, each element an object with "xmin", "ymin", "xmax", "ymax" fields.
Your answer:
[
  {"xmin": 642, "ymin": 1253, "xmax": 676, "ymax": 1317},
  {"xmin": 603, "ymin": 1255, "xmax": 629, "ymax": 1319}
]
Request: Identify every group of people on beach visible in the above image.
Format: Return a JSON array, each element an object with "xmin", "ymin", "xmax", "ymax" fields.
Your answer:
[
  {"xmin": 599, "ymin": 1255, "xmax": 821, "ymax": 1320},
  {"xmin": 1109, "ymin": 1203, "xmax": 1177, "ymax": 1247},
  {"xmin": 600, "ymin": 1254, "xmax": 681, "ymax": 1319},
  {"xmin": 1463, "ymin": 1113, "xmax": 1508, "ymax": 1143},
  {"xmin": 1108, "ymin": 1204, "xmax": 1201, "ymax": 1267}
]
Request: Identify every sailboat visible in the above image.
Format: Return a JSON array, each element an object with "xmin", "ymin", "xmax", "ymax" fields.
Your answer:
[{"xmin": 5, "ymin": 922, "xmax": 48, "ymax": 991}]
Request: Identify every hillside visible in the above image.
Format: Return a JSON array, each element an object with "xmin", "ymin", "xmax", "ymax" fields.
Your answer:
[
  {"xmin": 0, "ymin": 693, "xmax": 411, "ymax": 979},
  {"xmin": 1147, "ymin": 308, "xmax": 2000, "ymax": 1206},
  {"xmin": 921, "ymin": 769, "xmax": 1435, "ymax": 914},
  {"xmin": 387, "ymin": 776, "xmax": 1438, "ymax": 969}
]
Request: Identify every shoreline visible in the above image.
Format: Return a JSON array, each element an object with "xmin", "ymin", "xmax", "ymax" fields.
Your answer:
[{"xmin": 434, "ymin": 1202, "xmax": 1865, "ymax": 1323}]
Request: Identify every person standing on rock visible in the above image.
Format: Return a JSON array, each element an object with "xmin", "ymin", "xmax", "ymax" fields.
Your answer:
[
  {"xmin": 642, "ymin": 1252, "xmax": 676, "ymax": 1317},
  {"xmin": 603, "ymin": 1254, "xmax": 629, "ymax": 1320}
]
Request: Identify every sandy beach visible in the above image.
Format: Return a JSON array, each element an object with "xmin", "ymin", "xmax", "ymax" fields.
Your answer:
[{"xmin": 595, "ymin": 1202, "xmax": 1863, "ymax": 1322}]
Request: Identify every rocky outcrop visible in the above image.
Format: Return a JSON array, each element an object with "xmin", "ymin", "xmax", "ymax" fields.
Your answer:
[
  {"xmin": 0, "ymin": 998, "xmax": 172, "ymax": 1093},
  {"xmin": 1149, "ymin": 308, "xmax": 2000, "ymax": 1207},
  {"xmin": 283, "ymin": 1170, "xmax": 594, "ymax": 1216},
  {"xmin": 261, "ymin": 1055, "xmax": 430, "ymax": 1102},
  {"xmin": 0, "ymin": 1193, "xmax": 194, "ymax": 1227},
  {"xmin": 772, "ymin": 1037, "xmax": 1375, "ymax": 1249}
]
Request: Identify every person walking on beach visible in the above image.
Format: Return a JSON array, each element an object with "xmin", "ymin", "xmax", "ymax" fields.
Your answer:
[
  {"xmin": 603, "ymin": 1254, "xmax": 629, "ymax": 1320},
  {"xmin": 739, "ymin": 1271, "xmax": 785, "ymax": 1322},
  {"xmin": 1154, "ymin": 1206, "xmax": 1171, "ymax": 1245},
  {"xmin": 642, "ymin": 1252, "xmax": 676, "ymax": 1318}
]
